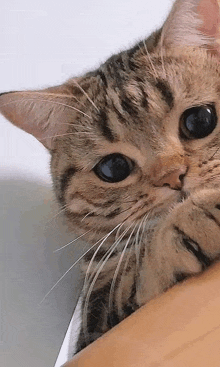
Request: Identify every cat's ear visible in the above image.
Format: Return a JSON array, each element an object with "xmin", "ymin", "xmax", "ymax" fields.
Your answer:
[
  {"xmin": 161, "ymin": 0, "xmax": 220, "ymax": 52},
  {"xmin": 0, "ymin": 85, "xmax": 77, "ymax": 150}
]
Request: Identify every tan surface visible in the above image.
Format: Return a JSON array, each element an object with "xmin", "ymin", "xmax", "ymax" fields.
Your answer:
[{"xmin": 65, "ymin": 262, "xmax": 220, "ymax": 367}]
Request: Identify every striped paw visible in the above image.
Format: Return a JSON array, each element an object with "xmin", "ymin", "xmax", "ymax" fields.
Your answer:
[
  {"xmin": 143, "ymin": 189, "xmax": 220, "ymax": 302},
  {"xmin": 162, "ymin": 189, "xmax": 220, "ymax": 272}
]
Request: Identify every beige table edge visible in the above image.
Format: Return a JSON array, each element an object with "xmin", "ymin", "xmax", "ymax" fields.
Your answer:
[{"xmin": 64, "ymin": 263, "xmax": 220, "ymax": 367}]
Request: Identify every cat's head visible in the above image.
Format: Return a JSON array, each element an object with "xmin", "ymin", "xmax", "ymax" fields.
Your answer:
[{"xmin": 1, "ymin": 0, "xmax": 220, "ymax": 241}]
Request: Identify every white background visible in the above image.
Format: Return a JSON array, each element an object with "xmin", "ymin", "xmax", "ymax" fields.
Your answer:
[{"xmin": 0, "ymin": 0, "xmax": 171, "ymax": 366}]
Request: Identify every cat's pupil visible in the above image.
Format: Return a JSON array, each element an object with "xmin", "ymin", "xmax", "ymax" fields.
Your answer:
[
  {"xmin": 94, "ymin": 153, "xmax": 133, "ymax": 183},
  {"xmin": 180, "ymin": 105, "xmax": 217, "ymax": 140}
]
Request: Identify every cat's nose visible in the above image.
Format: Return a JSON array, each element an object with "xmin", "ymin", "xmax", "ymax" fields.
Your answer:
[{"xmin": 158, "ymin": 166, "xmax": 187, "ymax": 190}]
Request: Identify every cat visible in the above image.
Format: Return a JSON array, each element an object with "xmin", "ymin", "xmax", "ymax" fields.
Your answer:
[{"xmin": 1, "ymin": 0, "xmax": 220, "ymax": 355}]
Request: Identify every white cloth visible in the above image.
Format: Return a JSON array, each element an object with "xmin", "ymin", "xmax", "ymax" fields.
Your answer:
[{"xmin": 54, "ymin": 297, "xmax": 82, "ymax": 366}]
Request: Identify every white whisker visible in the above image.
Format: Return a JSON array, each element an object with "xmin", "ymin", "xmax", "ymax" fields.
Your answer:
[
  {"xmin": 134, "ymin": 213, "xmax": 148, "ymax": 266},
  {"xmin": 45, "ymin": 205, "xmax": 67, "ymax": 226},
  {"xmin": 39, "ymin": 231, "xmax": 109, "ymax": 305},
  {"xmin": 82, "ymin": 223, "xmax": 133, "ymax": 338},
  {"xmin": 40, "ymin": 131, "xmax": 91, "ymax": 141},
  {"xmin": 108, "ymin": 221, "xmax": 138, "ymax": 311},
  {"xmin": 160, "ymin": 46, "xmax": 166, "ymax": 78},
  {"xmin": 73, "ymin": 80, "xmax": 99, "ymax": 112},
  {"xmin": 81, "ymin": 211, "xmax": 94, "ymax": 222},
  {"xmin": 158, "ymin": 30, "xmax": 166, "ymax": 78},
  {"xmin": 48, "ymin": 122, "xmax": 93, "ymax": 130},
  {"xmin": 135, "ymin": 212, "xmax": 151, "ymax": 270},
  {"xmin": 114, "ymin": 217, "xmax": 131, "ymax": 242},
  {"xmin": 86, "ymin": 222, "xmax": 132, "ymax": 286},
  {"xmin": 39, "ymin": 252, "xmax": 87, "ymax": 305},
  {"xmin": 142, "ymin": 40, "xmax": 158, "ymax": 80},
  {"xmin": 83, "ymin": 222, "xmax": 122, "ymax": 287},
  {"xmin": 53, "ymin": 229, "xmax": 91, "ymax": 253},
  {"xmin": 40, "ymin": 131, "xmax": 93, "ymax": 141}
]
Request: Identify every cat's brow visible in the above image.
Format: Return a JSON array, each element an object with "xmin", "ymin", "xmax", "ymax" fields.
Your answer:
[
  {"xmin": 95, "ymin": 109, "xmax": 116, "ymax": 142},
  {"xmin": 120, "ymin": 96, "xmax": 139, "ymax": 117},
  {"xmin": 155, "ymin": 79, "xmax": 174, "ymax": 109}
]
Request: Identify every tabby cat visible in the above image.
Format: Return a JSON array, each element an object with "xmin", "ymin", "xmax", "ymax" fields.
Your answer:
[{"xmin": 1, "ymin": 0, "xmax": 220, "ymax": 354}]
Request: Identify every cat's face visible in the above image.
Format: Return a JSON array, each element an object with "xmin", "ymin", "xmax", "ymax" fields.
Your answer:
[
  {"xmin": 1, "ymin": 0, "xmax": 220, "ymax": 245},
  {"xmin": 48, "ymin": 46, "xmax": 220, "ymax": 244}
]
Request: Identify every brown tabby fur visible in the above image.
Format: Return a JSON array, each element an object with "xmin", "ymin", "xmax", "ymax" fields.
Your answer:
[{"xmin": 1, "ymin": 0, "xmax": 220, "ymax": 353}]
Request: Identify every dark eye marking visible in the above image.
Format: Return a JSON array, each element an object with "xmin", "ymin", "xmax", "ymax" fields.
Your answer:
[
  {"xmin": 180, "ymin": 105, "xmax": 217, "ymax": 140},
  {"xmin": 94, "ymin": 153, "xmax": 134, "ymax": 183},
  {"xmin": 121, "ymin": 96, "xmax": 139, "ymax": 117},
  {"xmin": 96, "ymin": 110, "xmax": 116, "ymax": 142},
  {"xmin": 59, "ymin": 167, "xmax": 76, "ymax": 203},
  {"xmin": 155, "ymin": 79, "xmax": 174, "ymax": 109}
]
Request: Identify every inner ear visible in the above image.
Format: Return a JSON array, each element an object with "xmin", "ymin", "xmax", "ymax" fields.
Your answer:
[
  {"xmin": 198, "ymin": 0, "xmax": 220, "ymax": 39},
  {"xmin": 161, "ymin": 0, "xmax": 220, "ymax": 51},
  {"xmin": 0, "ymin": 88, "xmax": 77, "ymax": 150}
]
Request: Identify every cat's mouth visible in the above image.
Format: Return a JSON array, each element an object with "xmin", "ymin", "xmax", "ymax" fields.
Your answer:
[
  {"xmin": 180, "ymin": 189, "xmax": 190, "ymax": 201},
  {"xmin": 142, "ymin": 187, "xmax": 185, "ymax": 221},
  {"xmin": 158, "ymin": 186, "xmax": 188, "ymax": 204},
  {"xmin": 149, "ymin": 187, "xmax": 191, "ymax": 222}
]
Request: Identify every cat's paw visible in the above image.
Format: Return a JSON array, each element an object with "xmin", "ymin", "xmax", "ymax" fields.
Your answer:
[
  {"xmin": 174, "ymin": 189, "xmax": 220, "ymax": 261},
  {"xmin": 151, "ymin": 189, "xmax": 220, "ymax": 284}
]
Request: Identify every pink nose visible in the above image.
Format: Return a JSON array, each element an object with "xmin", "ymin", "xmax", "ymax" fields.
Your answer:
[{"xmin": 157, "ymin": 166, "xmax": 187, "ymax": 190}]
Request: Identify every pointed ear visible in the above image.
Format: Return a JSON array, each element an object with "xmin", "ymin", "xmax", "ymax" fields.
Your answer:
[
  {"xmin": 161, "ymin": 0, "xmax": 220, "ymax": 52},
  {"xmin": 0, "ymin": 85, "xmax": 78, "ymax": 150}
]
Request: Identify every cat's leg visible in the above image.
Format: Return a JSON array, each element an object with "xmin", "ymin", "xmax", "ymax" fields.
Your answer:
[{"xmin": 138, "ymin": 189, "xmax": 220, "ymax": 305}]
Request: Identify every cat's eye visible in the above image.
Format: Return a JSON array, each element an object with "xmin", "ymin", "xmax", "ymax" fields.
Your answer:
[
  {"xmin": 94, "ymin": 153, "xmax": 134, "ymax": 183},
  {"xmin": 180, "ymin": 105, "xmax": 217, "ymax": 140}
]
